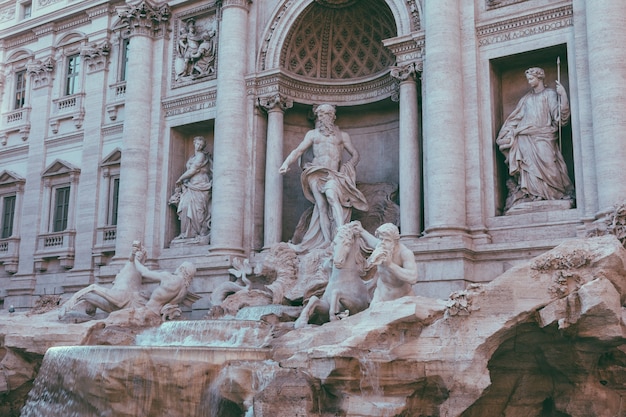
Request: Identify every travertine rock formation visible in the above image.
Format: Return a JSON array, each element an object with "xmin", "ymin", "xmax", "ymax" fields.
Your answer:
[{"xmin": 3, "ymin": 235, "xmax": 626, "ymax": 416}]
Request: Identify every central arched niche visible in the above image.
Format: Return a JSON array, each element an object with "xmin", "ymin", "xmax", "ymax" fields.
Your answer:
[
  {"xmin": 277, "ymin": 0, "xmax": 407, "ymax": 242},
  {"xmin": 281, "ymin": 0, "xmax": 397, "ymax": 80}
]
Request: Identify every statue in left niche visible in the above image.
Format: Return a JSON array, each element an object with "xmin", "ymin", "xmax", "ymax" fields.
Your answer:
[
  {"xmin": 176, "ymin": 18, "xmax": 216, "ymax": 80},
  {"xmin": 169, "ymin": 136, "xmax": 213, "ymax": 244},
  {"xmin": 59, "ymin": 241, "xmax": 148, "ymax": 323}
]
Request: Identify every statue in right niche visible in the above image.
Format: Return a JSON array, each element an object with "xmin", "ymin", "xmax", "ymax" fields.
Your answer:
[{"xmin": 496, "ymin": 67, "xmax": 575, "ymax": 212}]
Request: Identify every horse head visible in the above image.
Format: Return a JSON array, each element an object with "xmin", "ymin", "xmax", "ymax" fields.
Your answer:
[{"xmin": 332, "ymin": 222, "xmax": 361, "ymax": 269}]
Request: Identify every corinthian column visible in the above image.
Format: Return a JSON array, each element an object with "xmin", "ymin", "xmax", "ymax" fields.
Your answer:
[
  {"xmin": 258, "ymin": 94, "xmax": 293, "ymax": 247},
  {"xmin": 583, "ymin": 1, "xmax": 626, "ymax": 211},
  {"xmin": 209, "ymin": 0, "xmax": 251, "ymax": 254},
  {"xmin": 114, "ymin": 0, "xmax": 170, "ymax": 259},
  {"xmin": 421, "ymin": 0, "xmax": 467, "ymax": 236},
  {"xmin": 391, "ymin": 63, "xmax": 421, "ymax": 238}
]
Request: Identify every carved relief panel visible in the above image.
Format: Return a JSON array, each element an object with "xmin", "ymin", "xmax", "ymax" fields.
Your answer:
[{"xmin": 172, "ymin": 6, "xmax": 219, "ymax": 85}]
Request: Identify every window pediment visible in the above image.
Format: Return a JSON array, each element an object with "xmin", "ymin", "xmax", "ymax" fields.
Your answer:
[
  {"xmin": 0, "ymin": 170, "xmax": 25, "ymax": 186},
  {"xmin": 42, "ymin": 159, "xmax": 80, "ymax": 178},
  {"xmin": 101, "ymin": 148, "xmax": 122, "ymax": 167}
]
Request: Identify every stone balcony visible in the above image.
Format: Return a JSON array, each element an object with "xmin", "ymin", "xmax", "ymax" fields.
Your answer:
[
  {"xmin": 0, "ymin": 237, "xmax": 20, "ymax": 274},
  {"xmin": 34, "ymin": 230, "xmax": 76, "ymax": 271},
  {"xmin": 49, "ymin": 93, "xmax": 85, "ymax": 134},
  {"xmin": 105, "ymin": 82, "xmax": 126, "ymax": 121},
  {"xmin": 0, "ymin": 107, "xmax": 31, "ymax": 145},
  {"xmin": 92, "ymin": 226, "xmax": 116, "ymax": 266}
]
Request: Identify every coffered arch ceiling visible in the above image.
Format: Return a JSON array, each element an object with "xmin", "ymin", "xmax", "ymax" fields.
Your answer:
[{"xmin": 280, "ymin": 0, "xmax": 397, "ymax": 81}]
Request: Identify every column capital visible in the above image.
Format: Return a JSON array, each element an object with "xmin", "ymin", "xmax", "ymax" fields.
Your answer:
[
  {"xmin": 218, "ymin": 0, "xmax": 252, "ymax": 11},
  {"xmin": 81, "ymin": 39, "xmax": 112, "ymax": 74},
  {"xmin": 390, "ymin": 62, "xmax": 421, "ymax": 83},
  {"xmin": 116, "ymin": 0, "xmax": 171, "ymax": 38},
  {"xmin": 258, "ymin": 94, "xmax": 293, "ymax": 113}
]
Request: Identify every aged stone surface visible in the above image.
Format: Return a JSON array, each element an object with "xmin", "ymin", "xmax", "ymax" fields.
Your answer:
[{"xmin": 4, "ymin": 235, "xmax": 626, "ymax": 416}]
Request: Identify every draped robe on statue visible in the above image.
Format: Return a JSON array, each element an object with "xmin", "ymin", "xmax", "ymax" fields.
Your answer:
[
  {"xmin": 293, "ymin": 155, "xmax": 368, "ymax": 253},
  {"xmin": 496, "ymin": 87, "xmax": 574, "ymax": 205}
]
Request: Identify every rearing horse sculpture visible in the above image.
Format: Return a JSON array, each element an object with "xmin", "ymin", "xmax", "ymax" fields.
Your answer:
[{"xmin": 294, "ymin": 221, "xmax": 375, "ymax": 328}]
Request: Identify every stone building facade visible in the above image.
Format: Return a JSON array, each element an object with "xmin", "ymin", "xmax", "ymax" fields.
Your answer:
[{"xmin": 0, "ymin": 0, "xmax": 625, "ymax": 312}]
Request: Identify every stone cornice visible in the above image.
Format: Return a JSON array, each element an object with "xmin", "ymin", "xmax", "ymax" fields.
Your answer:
[
  {"xmin": 162, "ymin": 91, "xmax": 217, "ymax": 117},
  {"xmin": 2, "ymin": 3, "xmax": 118, "ymax": 49},
  {"xmin": 477, "ymin": 5, "xmax": 573, "ymax": 46},
  {"xmin": 248, "ymin": 71, "xmax": 397, "ymax": 106},
  {"xmin": 383, "ymin": 32, "xmax": 424, "ymax": 67}
]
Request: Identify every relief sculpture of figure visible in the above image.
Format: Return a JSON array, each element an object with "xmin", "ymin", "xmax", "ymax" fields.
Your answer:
[
  {"xmin": 496, "ymin": 67, "xmax": 575, "ymax": 212},
  {"xmin": 279, "ymin": 104, "xmax": 368, "ymax": 251},
  {"xmin": 357, "ymin": 222, "xmax": 418, "ymax": 304},
  {"xmin": 176, "ymin": 19, "xmax": 216, "ymax": 79},
  {"xmin": 170, "ymin": 136, "xmax": 212, "ymax": 243}
]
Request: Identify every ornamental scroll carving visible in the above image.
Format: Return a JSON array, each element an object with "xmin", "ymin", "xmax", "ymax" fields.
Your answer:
[
  {"xmin": 27, "ymin": 57, "xmax": 55, "ymax": 89},
  {"xmin": 258, "ymin": 94, "xmax": 293, "ymax": 113},
  {"xmin": 116, "ymin": 0, "xmax": 171, "ymax": 38},
  {"xmin": 81, "ymin": 40, "xmax": 111, "ymax": 73}
]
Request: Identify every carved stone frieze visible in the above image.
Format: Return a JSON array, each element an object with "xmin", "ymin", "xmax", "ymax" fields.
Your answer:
[
  {"xmin": 384, "ymin": 34, "xmax": 424, "ymax": 67},
  {"xmin": 0, "ymin": 5, "xmax": 15, "ymax": 23},
  {"xmin": 486, "ymin": 0, "xmax": 529, "ymax": 10},
  {"xmin": 39, "ymin": 0, "xmax": 63, "ymax": 8},
  {"xmin": 81, "ymin": 40, "xmax": 111, "ymax": 73},
  {"xmin": 26, "ymin": 57, "xmax": 55, "ymax": 89},
  {"xmin": 477, "ymin": 5, "xmax": 573, "ymax": 46},
  {"xmin": 249, "ymin": 72, "xmax": 397, "ymax": 106},
  {"xmin": 257, "ymin": 94, "xmax": 293, "ymax": 113},
  {"xmin": 116, "ymin": 1, "xmax": 171, "ymax": 38},
  {"xmin": 162, "ymin": 91, "xmax": 217, "ymax": 117}
]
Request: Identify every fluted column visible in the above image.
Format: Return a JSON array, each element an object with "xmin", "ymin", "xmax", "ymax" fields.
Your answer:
[
  {"xmin": 258, "ymin": 94, "xmax": 293, "ymax": 247},
  {"xmin": 210, "ymin": 0, "xmax": 251, "ymax": 254},
  {"xmin": 114, "ymin": 1, "xmax": 170, "ymax": 259},
  {"xmin": 421, "ymin": 0, "xmax": 467, "ymax": 236},
  {"xmin": 584, "ymin": 1, "xmax": 626, "ymax": 211},
  {"xmin": 391, "ymin": 63, "xmax": 421, "ymax": 238}
]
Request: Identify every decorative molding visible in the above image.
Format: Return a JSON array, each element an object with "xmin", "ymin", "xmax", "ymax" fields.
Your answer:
[
  {"xmin": 248, "ymin": 71, "xmax": 397, "ymax": 106},
  {"xmin": 258, "ymin": 93, "xmax": 293, "ymax": 113},
  {"xmin": 162, "ymin": 91, "xmax": 217, "ymax": 117},
  {"xmin": 486, "ymin": 0, "xmax": 529, "ymax": 10},
  {"xmin": 0, "ymin": 5, "xmax": 15, "ymax": 23},
  {"xmin": 81, "ymin": 39, "xmax": 111, "ymax": 73},
  {"xmin": 220, "ymin": 0, "xmax": 252, "ymax": 10},
  {"xmin": 102, "ymin": 123, "xmax": 124, "ymax": 137},
  {"xmin": 27, "ymin": 57, "xmax": 55, "ymax": 89},
  {"xmin": 116, "ymin": 0, "xmax": 171, "ymax": 38},
  {"xmin": 384, "ymin": 33, "xmax": 424, "ymax": 67},
  {"xmin": 39, "ymin": 0, "xmax": 63, "ymax": 8},
  {"xmin": 477, "ymin": 5, "xmax": 573, "ymax": 47},
  {"xmin": 390, "ymin": 62, "xmax": 419, "ymax": 83}
]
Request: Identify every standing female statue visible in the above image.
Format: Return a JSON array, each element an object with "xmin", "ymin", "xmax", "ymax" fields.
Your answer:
[{"xmin": 171, "ymin": 136, "xmax": 212, "ymax": 242}]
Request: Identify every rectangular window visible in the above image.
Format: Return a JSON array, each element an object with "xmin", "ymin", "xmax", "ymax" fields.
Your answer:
[
  {"xmin": 21, "ymin": 2, "xmax": 31, "ymax": 19},
  {"xmin": 14, "ymin": 70, "xmax": 27, "ymax": 110},
  {"xmin": 120, "ymin": 38, "xmax": 130, "ymax": 82},
  {"xmin": 65, "ymin": 54, "xmax": 81, "ymax": 96},
  {"xmin": 108, "ymin": 177, "xmax": 120, "ymax": 226},
  {"xmin": 1, "ymin": 195, "xmax": 16, "ymax": 239},
  {"xmin": 53, "ymin": 186, "xmax": 70, "ymax": 232}
]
